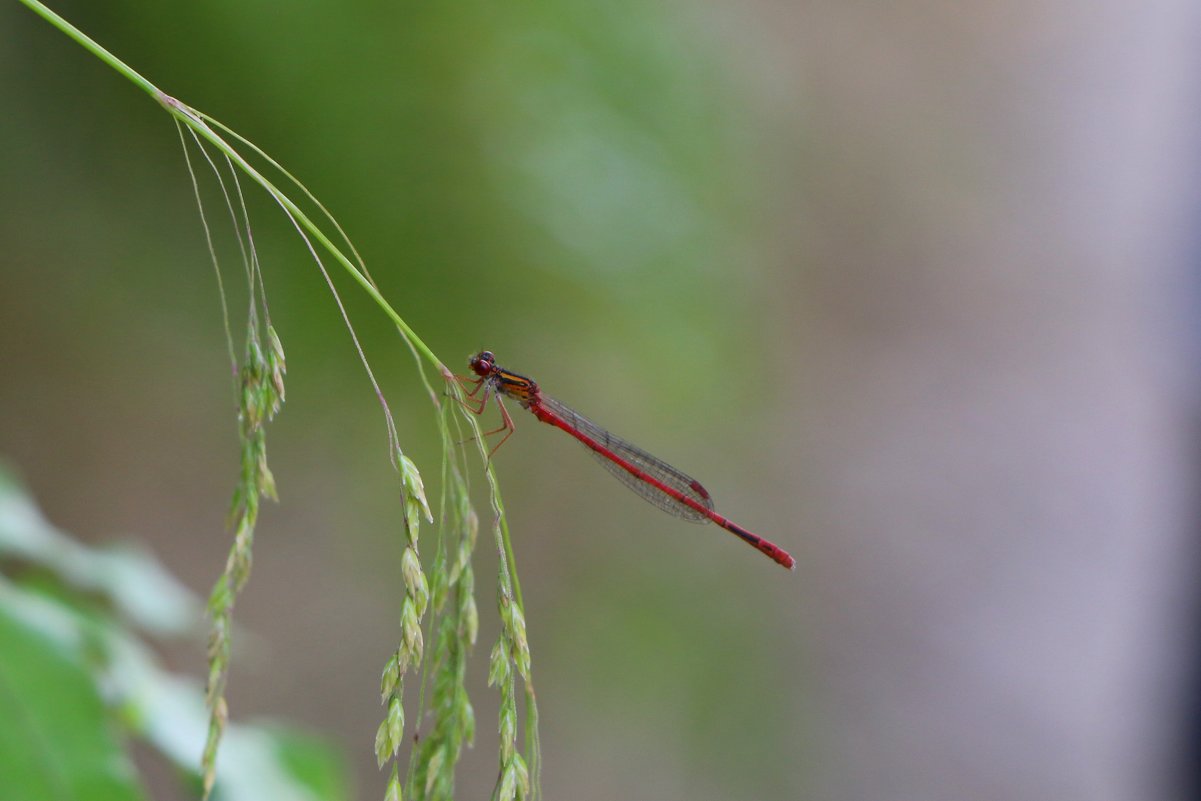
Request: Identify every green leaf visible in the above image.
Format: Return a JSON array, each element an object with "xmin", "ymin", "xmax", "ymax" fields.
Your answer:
[
  {"xmin": 0, "ymin": 468, "xmax": 349, "ymax": 801},
  {"xmin": 269, "ymin": 726, "xmax": 348, "ymax": 801},
  {"xmin": 0, "ymin": 605, "xmax": 146, "ymax": 801},
  {"xmin": 0, "ymin": 465, "xmax": 199, "ymax": 637}
]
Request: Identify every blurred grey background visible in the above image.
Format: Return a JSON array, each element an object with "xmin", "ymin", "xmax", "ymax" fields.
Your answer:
[{"xmin": 2, "ymin": 1, "xmax": 1200, "ymax": 799}]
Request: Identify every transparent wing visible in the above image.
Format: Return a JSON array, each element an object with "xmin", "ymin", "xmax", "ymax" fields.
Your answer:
[{"xmin": 540, "ymin": 394, "xmax": 714, "ymax": 523}]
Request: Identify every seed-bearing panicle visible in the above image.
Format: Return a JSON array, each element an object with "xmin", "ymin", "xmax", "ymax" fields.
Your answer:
[
  {"xmin": 404, "ymin": 456, "xmax": 480, "ymax": 801},
  {"xmin": 203, "ymin": 324, "xmax": 286, "ymax": 798}
]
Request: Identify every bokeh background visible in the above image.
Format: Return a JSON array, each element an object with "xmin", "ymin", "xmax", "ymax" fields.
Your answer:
[{"xmin": 3, "ymin": 2, "xmax": 1200, "ymax": 800}]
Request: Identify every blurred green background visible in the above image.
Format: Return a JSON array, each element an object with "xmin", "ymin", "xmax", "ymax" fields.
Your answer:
[{"xmin": 3, "ymin": 2, "xmax": 1198, "ymax": 801}]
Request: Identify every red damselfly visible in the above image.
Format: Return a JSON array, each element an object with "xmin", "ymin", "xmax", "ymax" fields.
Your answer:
[{"xmin": 459, "ymin": 350, "xmax": 795, "ymax": 570}]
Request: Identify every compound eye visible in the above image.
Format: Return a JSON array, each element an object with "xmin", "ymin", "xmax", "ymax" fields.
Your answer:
[{"xmin": 469, "ymin": 351, "xmax": 494, "ymax": 376}]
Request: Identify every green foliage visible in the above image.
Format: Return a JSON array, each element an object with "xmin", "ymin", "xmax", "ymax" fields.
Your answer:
[
  {"xmin": 0, "ymin": 465, "xmax": 348, "ymax": 801},
  {"xmin": 0, "ymin": 604, "xmax": 146, "ymax": 801}
]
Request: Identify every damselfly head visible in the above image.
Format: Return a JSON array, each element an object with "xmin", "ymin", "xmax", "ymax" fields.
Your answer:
[{"xmin": 469, "ymin": 350, "xmax": 496, "ymax": 377}]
